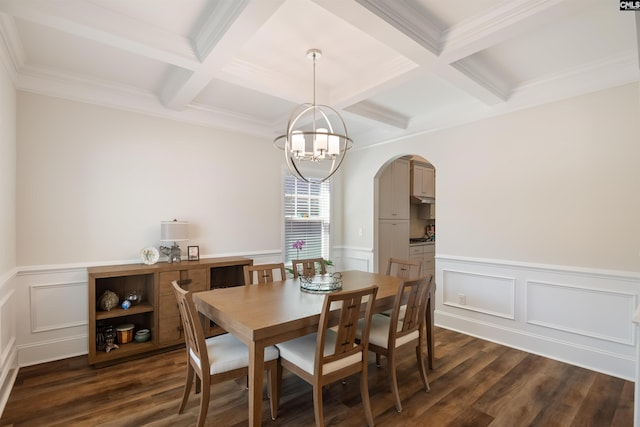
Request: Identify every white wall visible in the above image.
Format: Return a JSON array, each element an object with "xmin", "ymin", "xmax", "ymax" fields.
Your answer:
[
  {"xmin": 16, "ymin": 92, "xmax": 285, "ymax": 266},
  {"xmin": 0, "ymin": 45, "xmax": 18, "ymax": 414},
  {"xmin": 9, "ymin": 81, "xmax": 640, "ymax": 381},
  {"xmin": 13, "ymin": 92, "xmax": 294, "ymax": 366},
  {"xmin": 343, "ymin": 83, "xmax": 640, "ymax": 272},
  {"xmin": 340, "ymin": 83, "xmax": 640, "ymax": 379}
]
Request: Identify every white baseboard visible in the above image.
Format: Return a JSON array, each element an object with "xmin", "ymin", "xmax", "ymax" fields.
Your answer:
[
  {"xmin": 436, "ymin": 310, "xmax": 635, "ymax": 380},
  {"xmin": 17, "ymin": 334, "xmax": 87, "ymax": 367}
]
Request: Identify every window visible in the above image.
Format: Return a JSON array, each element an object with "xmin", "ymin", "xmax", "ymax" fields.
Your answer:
[{"xmin": 284, "ymin": 175, "xmax": 331, "ymax": 263}]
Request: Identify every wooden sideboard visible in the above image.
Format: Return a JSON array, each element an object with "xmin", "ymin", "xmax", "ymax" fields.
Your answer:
[{"xmin": 88, "ymin": 256, "xmax": 252, "ymax": 366}]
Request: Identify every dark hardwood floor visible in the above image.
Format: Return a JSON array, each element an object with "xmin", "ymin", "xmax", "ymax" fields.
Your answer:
[{"xmin": 0, "ymin": 327, "xmax": 633, "ymax": 426}]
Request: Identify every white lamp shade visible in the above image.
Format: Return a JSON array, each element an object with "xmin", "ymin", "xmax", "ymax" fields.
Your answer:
[
  {"xmin": 161, "ymin": 220, "xmax": 188, "ymax": 242},
  {"xmin": 291, "ymin": 131, "xmax": 305, "ymax": 154},
  {"xmin": 314, "ymin": 128, "xmax": 328, "ymax": 156},
  {"xmin": 328, "ymin": 134, "xmax": 339, "ymax": 155}
]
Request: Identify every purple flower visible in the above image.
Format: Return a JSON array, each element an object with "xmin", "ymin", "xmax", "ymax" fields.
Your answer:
[{"xmin": 292, "ymin": 240, "xmax": 305, "ymax": 250}]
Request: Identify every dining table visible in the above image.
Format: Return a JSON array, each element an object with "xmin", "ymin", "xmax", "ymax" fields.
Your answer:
[{"xmin": 192, "ymin": 269, "xmax": 434, "ymax": 427}]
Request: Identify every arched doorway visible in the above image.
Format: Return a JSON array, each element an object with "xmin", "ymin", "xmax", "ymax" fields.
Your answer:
[{"xmin": 375, "ymin": 155, "xmax": 435, "ymax": 278}]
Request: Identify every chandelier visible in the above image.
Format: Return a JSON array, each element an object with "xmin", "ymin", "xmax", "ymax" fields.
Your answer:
[{"xmin": 274, "ymin": 49, "xmax": 353, "ymax": 183}]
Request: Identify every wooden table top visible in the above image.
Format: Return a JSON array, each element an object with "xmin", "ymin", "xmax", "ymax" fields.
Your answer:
[{"xmin": 193, "ymin": 270, "xmax": 404, "ymax": 344}]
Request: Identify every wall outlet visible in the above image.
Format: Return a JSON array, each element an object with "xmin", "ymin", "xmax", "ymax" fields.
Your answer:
[{"xmin": 457, "ymin": 293, "xmax": 466, "ymax": 305}]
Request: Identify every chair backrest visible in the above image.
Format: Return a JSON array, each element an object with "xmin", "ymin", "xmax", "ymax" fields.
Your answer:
[
  {"xmin": 387, "ymin": 257, "xmax": 422, "ymax": 280},
  {"xmin": 388, "ymin": 276, "xmax": 433, "ymax": 347},
  {"xmin": 243, "ymin": 263, "xmax": 286, "ymax": 285},
  {"xmin": 315, "ymin": 285, "xmax": 378, "ymax": 376},
  {"xmin": 292, "ymin": 258, "xmax": 327, "ymax": 278},
  {"xmin": 172, "ymin": 280, "xmax": 209, "ymax": 374}
]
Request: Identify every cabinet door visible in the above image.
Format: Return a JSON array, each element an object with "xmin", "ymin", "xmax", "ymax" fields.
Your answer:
[
  {"xmin": 379, "ymin": 159, "xmax": 409, "ymax": 219},
  {"xmin": 378, "ymin": 220, "xmax": 409, "ymax": 272},
  {"xmin": 422, "ymin": 166, "xmax": 435, "ymax": 198},
  {"xmin": 423, "ymin": 246, "xmax": 435, "ymax": 280},
  {"xmin": 158, "ymin": 268, "xmax": 207, "ymax": 346},
  {"xmin": 413, "ymin": 165, "xmax": 435, "ymax": 198}
]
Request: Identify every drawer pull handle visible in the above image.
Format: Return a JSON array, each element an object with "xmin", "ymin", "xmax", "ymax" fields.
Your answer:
[{"xmin": 177, "ymin": 279, "xmax": 192, "ymax": 286}]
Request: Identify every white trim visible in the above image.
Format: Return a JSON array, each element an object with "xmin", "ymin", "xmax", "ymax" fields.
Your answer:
[
  {"xmin": 526, "ymin": 280, "xmax": 636, "ymax": 345},
  {"xmin": 437, "ymin": 254, "xmax": 640, "ymax": 281},
  {"xmin": 29, "ymin": 282, "xmax": 87, "ymax": 333},
  {"xmin": 442, "ymin": 269, "xmax": 515, "ymax": 319}
]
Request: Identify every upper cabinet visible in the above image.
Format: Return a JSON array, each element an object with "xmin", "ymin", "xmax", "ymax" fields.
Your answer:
[
  {"xmin": 411, "ymin": 162, "xmax": 435, "ymax": 200},
  {"xmin": 379, "ymin": 158, "xmax": 410, "ymax": 220}
]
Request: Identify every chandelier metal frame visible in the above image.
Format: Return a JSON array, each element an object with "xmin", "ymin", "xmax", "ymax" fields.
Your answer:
[{"xmin": 274, "ymin": 49, "xmax": 353, "ymax": 183}]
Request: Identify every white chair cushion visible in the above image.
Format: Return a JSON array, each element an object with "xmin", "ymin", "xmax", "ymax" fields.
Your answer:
[
  {"xmin": 382, "ymin": 305, "xmax": 406, "ymax": 320},
  {"xmin": 357, "ymin": 314, "xmax": 418, "ymax": 349},
  {"xmin": 276, "ymin": 330, "xmax": 362, "ymax": 375},
  {"xmin": 190, "ymin": 332, "xmax": 279, "ymax": 375}
]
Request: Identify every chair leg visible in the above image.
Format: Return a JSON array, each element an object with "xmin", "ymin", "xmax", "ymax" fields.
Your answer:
[
  {"xmin": 416, "ymin": 345, "xmax": 430, "ymax": 392},
  {"xmin": 269, "ymin": 361, "xmax": 279, "ymax": 420},
  {"xmin": 375, "ymin": 353, "xmax": 381, "ymax": 367},
  {"xmin": 360, "ymin": 365, "xmax": 375, "ymax": 427},
  {"xmin": 196, "ymin": 377, "xmax": 211, "ymax": 427},
  {"xmin": 312, "ymin": 384, "xmax": 324, "ymax": 427},
  {"xmin": 387, "ymin": 351, "xmax": 402, "ymax": 413},
  {"xmin": 178, "ymin": 364, "xmax": 195, "ymax": 414}
]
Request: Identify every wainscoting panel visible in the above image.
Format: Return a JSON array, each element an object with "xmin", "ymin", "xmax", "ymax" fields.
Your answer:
[
  {"xmin": 0, "ymin": 269, "xmax": 18, "ymax": 416},
  {"xmin": 30, "ymin": 282, "xmax": 87, "ymax": 333},
  {"xmin": 442, "ymin": 269, "xmax": 515, "ymax": 319},
  {"xmin": 334, "ymin": 246, "xmax": 372, "ymax": 273},
  {"xmin": 436, "ymin": 255, "xmax": 640, "ymax": 381},
  {"xmin": 527, "ymin": 280, "xmax": 635, "ymax": 345}
]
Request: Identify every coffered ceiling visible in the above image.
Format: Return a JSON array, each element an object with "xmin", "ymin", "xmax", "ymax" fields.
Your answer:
[{"xmin": 0, "ymin": 0, "xmax": 638, "ymax": 148}]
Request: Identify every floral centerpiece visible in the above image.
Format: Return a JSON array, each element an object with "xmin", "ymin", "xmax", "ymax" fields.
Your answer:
[{"xmin": 285, "ymin": 239, "xmax": 334, "ymax": 276}]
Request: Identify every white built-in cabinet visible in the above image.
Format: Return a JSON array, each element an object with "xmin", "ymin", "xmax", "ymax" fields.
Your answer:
[
  {"xmin": 378, "ymin": 158, "xmax": 410, "ymax": 271},
  {"xmin": 409, "ymin": 243, "xmax": 435, "ymax": 279},
  {"xmin": 411, "ymin": 163, "xmax": 435, "ymax": 199},
  {"xmin": 379, "ymin": 159, "xmax": 409, "ymax": 220},
  {"xmin": 379, "ymin": 220, "xmax": 410, "ymax": 269}
]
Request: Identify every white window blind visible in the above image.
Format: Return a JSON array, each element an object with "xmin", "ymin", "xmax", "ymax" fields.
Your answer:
[{"xmin": 284, "ymin": 175, "xmax": 330, "ymax": 263}]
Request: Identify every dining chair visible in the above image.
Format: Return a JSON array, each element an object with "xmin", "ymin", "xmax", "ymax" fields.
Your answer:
[
  {"xmin": 171, "ymin": 281, "xmax": 280, "ymax": 427},
  {"xmin": 385, "ymin": 258, "xmax": 436, "ymax": 369},
  {"xmin": 387, "ymin": 257, "xmax": 422, "ymax": 280},
  {"xmin": 291, "ymin": 257, "xmax": 327, "ymax": 278},
  {"xmin": 243, "ymin": 262, "xmax": 286, "ymax": 285},
  {"xmin": 382, "ymin": 257, "xmax": 423, "ymax": 320},
  {"xmin": 356, "ymin": 276, "xmax": 433, "ymax": 413},
  {"xmin": 276, "ymin": 285, "xmax": 379, "ymax": 427}
]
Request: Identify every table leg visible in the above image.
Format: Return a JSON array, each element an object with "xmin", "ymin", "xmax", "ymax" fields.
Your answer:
[{"xmin": 249, "ymin": 341, "xmax": 265, "ymax": 427}]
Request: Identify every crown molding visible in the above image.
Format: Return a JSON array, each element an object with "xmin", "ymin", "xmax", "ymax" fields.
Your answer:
[
  {"xmin": 17, "ymin": 64, "xmax": 275, "ymax": 139},
  {"xmin": 0, "ymin": 13, "xmax": 23, "ymax": 83},
  {"xmin": 0, "ymin": 0, "xmax": 199, "ymax": 70}
]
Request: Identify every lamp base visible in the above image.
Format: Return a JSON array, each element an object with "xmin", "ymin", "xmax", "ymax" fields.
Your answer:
[{"xmin": 159, "ymin": 244, "xmax": 182, "ymax": 263}]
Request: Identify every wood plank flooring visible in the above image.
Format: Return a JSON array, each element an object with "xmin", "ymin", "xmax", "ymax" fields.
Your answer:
[{"xmin": 0, "ymin": 327, "xmax": 633, "ymax": 426}]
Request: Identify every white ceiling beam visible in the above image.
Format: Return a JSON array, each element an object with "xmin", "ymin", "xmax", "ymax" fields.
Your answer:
[
  {"xmin": 0, "ymin": 0, "xmax": 199, "ymax": 70},
  {"xmin": 439, "ymin": 0, "xmax": 593, "ymax": 63},
  {"xmin": 309, "ymin": 0, "xmax": 439, "ymax": 117},
  {"xmin": 160, "ymin": 0, "xmax": 286, "ymax": 110},
  {"xmin": 344, "ymin": 100, "xmax": 409, "ymax": 129},
  {"xmin": 314, "ymin": 0, "xmax": 507, "ymax": 106},
  {"xmin": 433, "ymin": 0, "xmax": 599, "ymax": 104}
]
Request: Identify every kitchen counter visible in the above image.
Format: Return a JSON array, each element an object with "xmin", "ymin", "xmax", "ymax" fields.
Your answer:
[{"xmin": 409, "ymin": 240, "xmax": 435, "ymax": 247}]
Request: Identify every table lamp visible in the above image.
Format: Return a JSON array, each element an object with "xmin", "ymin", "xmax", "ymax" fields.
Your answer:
[{"xmin": 160, "ymin": 219, "xmax": 188, "ymax": 263}]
